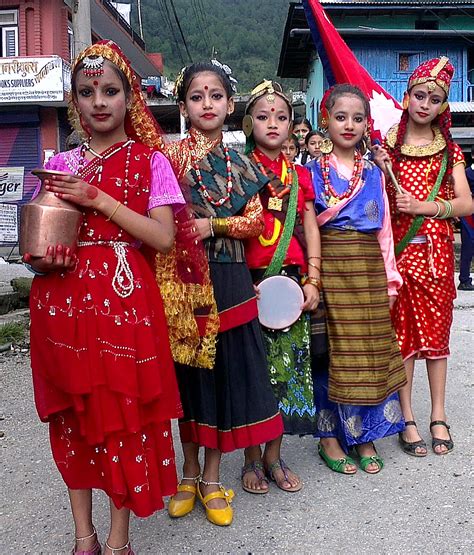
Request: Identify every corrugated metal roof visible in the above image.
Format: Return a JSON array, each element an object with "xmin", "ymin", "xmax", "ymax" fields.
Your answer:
[{"xmin": 450, "ymin": 102, "xmax": 474, "ymax": 113}]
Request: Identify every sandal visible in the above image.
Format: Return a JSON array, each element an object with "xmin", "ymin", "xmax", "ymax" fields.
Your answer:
[
  {"xmin": 71, "ymin": 527, "xmax": 101, "ymax": 555},
  {"xmin": 356, "ymin": 443, "xmax": 384, "ymax": 474},
  {"xmin": 318, "ymin": 443, "xmax": 357, "ymax": 475},
  {"xmin": 241, "ymin": 461, "xmax": 269, "ymax": 494},
  {"xmin": 398, "ymin": 420, "xmax": 427, "ymax": 457},
  {"xmin": 265, "ymin": 458, "xmax": 303, "ymax": 492},
  {"xmin": 430, "ymin": 420, "xmax": 454, "ymax": 455},
  {"xmin": 104, "ymin": 540, "xmax": 134, "ymax": 555}
]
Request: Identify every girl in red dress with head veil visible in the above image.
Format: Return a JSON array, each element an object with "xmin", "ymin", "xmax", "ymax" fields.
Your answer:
[
  {"xmin": 23, "ymin": 41, "xmax": 184, "ymax": 554},
  {"xmin": 374, "ymin": 57, "xmax": 471, "ymax": 458}
]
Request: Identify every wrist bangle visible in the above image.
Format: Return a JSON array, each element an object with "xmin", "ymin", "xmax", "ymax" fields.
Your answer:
[
  {"xmin": 106, "ymin": 200, "xmax": 122, "ymax": 221},
  {"xmin": 307, "ymin": 261, "xmax": 320, "ymax": 270},
  {"xmin": 302, "ymin": 276, "xmax": 322, "ymax": 290},
  {"xmin": 308, "ymin": 256, "xmax": 321, "ymax": 261},
  {"xmin": 209, "ymin": 217, "xmax": 215, "ymax": 237},
  {"xmin": 212, "ymin": 217, "xmax": 229, "ymax": 236},
  {"xmin": 431, "ymin": 201, "xmax": 442, "ymax": 219}
]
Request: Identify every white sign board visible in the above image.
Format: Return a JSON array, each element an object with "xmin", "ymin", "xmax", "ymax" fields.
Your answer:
[
  {"xmin": 0, "ymin": 167, "xmax": 24, "ymax": 201},
  {"xmin": 0, "ymin": 203, "xmax": 18, "ymax": 242},
  {"xmin": 0, "ymin": 56, "xmax": 68, "ymax": 103}
]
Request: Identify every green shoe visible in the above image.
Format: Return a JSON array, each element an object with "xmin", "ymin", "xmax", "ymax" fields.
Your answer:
[
  {"xmin": 358, "ymin": 453, "xmax": 384, "ymax": 474},
  {"xmin": 318, "ymin": 443, "xmax": 357, "ymax": 474}
]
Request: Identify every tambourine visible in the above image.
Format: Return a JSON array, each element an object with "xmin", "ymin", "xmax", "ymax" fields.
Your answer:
[{"xmin": 257, "ymin": 274, "xmax": 304, "ymax": 330}]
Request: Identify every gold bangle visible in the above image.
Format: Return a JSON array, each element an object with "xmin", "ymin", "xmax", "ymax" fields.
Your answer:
[
  {"xmin": 106, "ymin": 200, "xmax": 122, "ymax": 221},
  {"xmin": 307, "ymin": 261, "xmax": 320, "ymax": 270},
  {"xmin": 308, "ymin": 256, "xmax": 321, "ymax": 260},
  {"xmin": 212, "ymin": 217, "xmax": 229, "ymax": 236},
  {"xmin": 303, "ymin": 276, "xmax": 322, "ymax": 290}
]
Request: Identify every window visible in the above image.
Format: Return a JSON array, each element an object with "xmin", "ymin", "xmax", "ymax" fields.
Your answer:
[
  {"xmin": 0, "ymin": 10, "xmax": 18, "ymax": 56},
  {"xmin": 398, "ymin": 52, "xmax": 421, "ymax": 72}
]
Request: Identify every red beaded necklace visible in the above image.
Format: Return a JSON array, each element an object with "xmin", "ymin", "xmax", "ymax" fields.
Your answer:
[
  {"xmin": 252, "ymin": 151, "xmax": 294, "ymax": 211},
  {"xmin": 191, "ymin": 144, "xmax": 233, "ymax": 207},
  {"xmin": 321, "ymin": 150, "xmax": 363, "ymax": 207}
]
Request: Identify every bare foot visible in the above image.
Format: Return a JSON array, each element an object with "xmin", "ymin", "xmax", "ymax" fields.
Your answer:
[{"xmin": 242, "ymin": 460, "xmax": 269, "ymax": 493}]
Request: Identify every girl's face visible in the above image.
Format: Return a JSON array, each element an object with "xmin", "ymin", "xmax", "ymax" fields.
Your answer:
[
  {"xmin": 179, "ymin": 71, "xmax": 234, "ymax": 139},
  {"xmin": 74, "ymin": 61, "xmax": 128, "ymax": 140},
  {"xmin": 281, "ymin": 138, "xmax": 298, "ymax": 162},
  {"xmin": 307, "ymin": 135, "xmax": 323, "ymax": 159},
  {"xmin": 407, "ymin": 83, "xmax": 445, "ymax": 126},
  {"xmin": 251, "ymin": 95, "xmax": 291, "ymax": 156},
  {"xmin": 327, "ymin": 95, "xmax": 367, "ymax": 155},
  {"xmin": 293, "ymin": 123, "xmax": 310, "ymax": 147}
]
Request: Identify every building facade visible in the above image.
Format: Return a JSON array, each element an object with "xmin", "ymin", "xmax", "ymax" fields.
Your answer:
[
  {"xmin": 278, "ymin": 0, "xmax": 474, "ymax": 151},
  {"xmin": 0, "ymin": 0, "xmax": 162, "ymax": 251}
]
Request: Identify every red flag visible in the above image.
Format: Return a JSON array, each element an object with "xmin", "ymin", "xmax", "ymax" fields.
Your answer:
[{"xmin": 302, "ymin": 0, "xmax": 402, "ymax": 141}]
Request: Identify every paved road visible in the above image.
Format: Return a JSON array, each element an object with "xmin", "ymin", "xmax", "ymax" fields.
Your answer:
[{"xmin": 1, "ymin": 289, "xmax": 473, "ymax": 554}]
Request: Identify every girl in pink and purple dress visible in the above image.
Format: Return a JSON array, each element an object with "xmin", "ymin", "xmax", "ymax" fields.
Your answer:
[{"xmin": 24, "ymin": 41, "xmax": 183, "ymax": 555}]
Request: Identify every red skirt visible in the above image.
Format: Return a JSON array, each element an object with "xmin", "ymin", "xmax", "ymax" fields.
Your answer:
[
  {"xmin": 30, "ymin": 243, "xmax": 182, "ymax": 516},
  {"xmin": 393, "ymin": 238, "xmax": 456, "ymax": 360}
]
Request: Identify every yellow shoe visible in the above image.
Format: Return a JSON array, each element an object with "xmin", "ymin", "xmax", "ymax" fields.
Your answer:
[
  {"xmin": 168, "ymin": 475, "xmax": 200, "ymax": 518},
  {"xmin": 197, "ymin": 479, "xmax": 234, "ymax": 526}
]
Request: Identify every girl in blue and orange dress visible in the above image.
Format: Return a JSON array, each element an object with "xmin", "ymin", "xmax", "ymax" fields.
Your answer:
[{"xmin": 24, "ymin": 41, "xmax": 183, "ymax": 555}]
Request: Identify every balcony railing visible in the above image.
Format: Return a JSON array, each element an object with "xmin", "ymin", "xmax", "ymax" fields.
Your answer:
[{"xmin": 100, "ymin": 0, "xmax": 145, "ymax": 50}]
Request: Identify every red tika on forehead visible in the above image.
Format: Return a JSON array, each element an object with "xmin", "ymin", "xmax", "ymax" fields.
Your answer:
[{"xmin": 408, "ymin": 57, "xmax": 454, "ymax": 96}]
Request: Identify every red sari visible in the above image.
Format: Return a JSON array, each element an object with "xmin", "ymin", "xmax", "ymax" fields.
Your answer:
[{"xmin": 29, "ymin": 141, "xmax": 182, "ymax": 517}]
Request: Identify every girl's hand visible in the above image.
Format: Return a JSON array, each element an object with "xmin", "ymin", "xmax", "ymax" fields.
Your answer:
[
  {"xmin": 371, "ymin": 144, "xmax": 391, "ymax": 171},
  {"xmin": 389, "ymin": 295, "xmax": 397, "ymax": 310},
  {"xmin": 395, "ymin": 190, "xmax": 422, "ymax": 215},
  {"xmin": 45, "ymin": 175, "xmax": 101, "ymax": 208},
  {"xmin": 194, "ymin": 218, "xmax": 212, "ymax": 240},
  {"xmin": 253, "ymin": 284, "xmax": 260, "ymax": 299},
  {"xmin": 301, "ymin": 283, "xmax": 319, "ymax": 312},
  {"xmin": 23, "ymin": 245, "xmax": 76, "ymax": 273}
]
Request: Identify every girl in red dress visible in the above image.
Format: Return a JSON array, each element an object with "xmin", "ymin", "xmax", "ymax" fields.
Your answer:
[
  {"xmin": 374, "ymin": 57, "xmax": 471, "ymax": 457},
  {"xmin": 24, "ymin": 41, "xmax": 183, "ymax": 554}
]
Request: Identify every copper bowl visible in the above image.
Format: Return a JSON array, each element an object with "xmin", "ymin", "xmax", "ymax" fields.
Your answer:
[{"xmin": 19, "ymin": 169, "xmax": 83, "ymax": 258}]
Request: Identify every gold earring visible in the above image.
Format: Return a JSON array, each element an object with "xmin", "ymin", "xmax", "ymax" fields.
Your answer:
[
  {"xmin": 439, "ymin": 102, "xmax": 449, "ymax": 114},
  {"xmin": 402, "ymin": 93, "xmax": 409, "ymax": 110},
  {"xmin": 242, "ymin": 114, "xmax": 254, "ymax": 137},
  {"xmin": 320, "ymin": 138, "xmax": 334, "ymax": 155}
]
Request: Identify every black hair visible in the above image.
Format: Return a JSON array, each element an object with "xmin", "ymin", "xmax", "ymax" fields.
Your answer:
[
  {"xmin": 305, "ymin": 130, "xmax": 325, "ymax": 146},
  {"xmin": 324, "ymin": 84, "xmax": 370, "ymax": 118},
  {"xmin": 176, "ymin": 62, "xmax": 234, "ymax": 102},
  {"xmin": 292, "ymin": 117, "xmax": 312, "ymax": 131},
  {"xmin": 71, "ymin": 58, "xmax": 131, "ymax": 98}
]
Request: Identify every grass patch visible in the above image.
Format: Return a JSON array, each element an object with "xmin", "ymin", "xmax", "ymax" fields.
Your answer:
[{"xmin": 0, "ymin": 322, "xmax": 26, "ymax": 344}]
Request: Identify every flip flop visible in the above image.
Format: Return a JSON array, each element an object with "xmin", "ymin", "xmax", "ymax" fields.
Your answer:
[
  {"xmin": 241, "ymin": 461, "xmax": 269, "ymax": 494},
  {"xmin": 265, "ymin": 458, "xmax": 302, "ymax": 492}
]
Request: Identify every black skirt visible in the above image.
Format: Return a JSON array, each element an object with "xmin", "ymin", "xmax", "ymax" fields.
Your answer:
[{"xmin": 177, "ymin": 261, "xmax": 283, "ymax": 453}]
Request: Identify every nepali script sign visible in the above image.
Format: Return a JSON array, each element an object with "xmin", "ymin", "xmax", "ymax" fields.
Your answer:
[{"xmin": 0, "ymin": 56, "xmax": 69, "ymax": 103}]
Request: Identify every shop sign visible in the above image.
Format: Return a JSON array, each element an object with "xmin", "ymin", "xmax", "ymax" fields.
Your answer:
[
  {"xmin": 0, "ymin": 56, "xmax": 68, "ymax": 103},
  {"xmin": 0, "ymin": 203, "xmax": 18, "ymax": 243},
  {"xmin": 0, "ymin": 167, "xmax": 24, "ymax": 201}
]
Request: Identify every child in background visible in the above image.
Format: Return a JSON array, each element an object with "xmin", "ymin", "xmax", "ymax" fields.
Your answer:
[
  {"xmin": 281, "ymin": 133, "xmax": 300, "ymax": 163},
  {"xmin": 307, "ymin": 84, "xmax": 406, "ymax": 474},
  {"xmin": 293, "ymin": 117, "xmax": 313, "ymax": 165},
  {"xmin": 24, "ymin": 41, "xmax": 183, "ymax": 554},
  {"xmin": 305, "ymin": 130, "xmax": 325, "ymax": 161}
]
